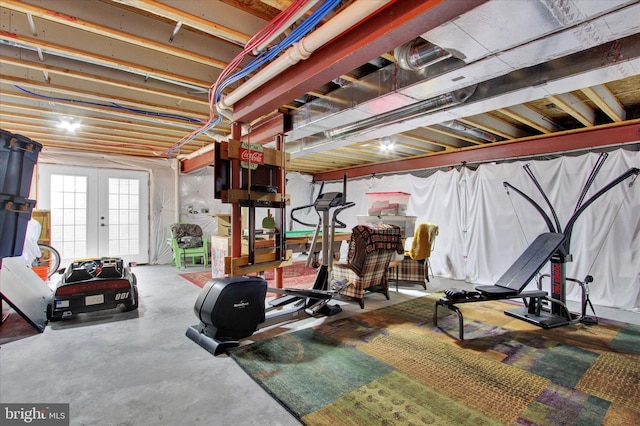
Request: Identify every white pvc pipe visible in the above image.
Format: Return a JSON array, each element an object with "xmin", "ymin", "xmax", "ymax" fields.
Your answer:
[
  {"xmin": 252, "ymin": 0, "xmax": 320, "ymax": 55},
  {"xmin": 178, "ymin": 140, "xmax": 216, "ymax": 160},
  {"xmin": 219, "ymin": 0, "xmax": 391, "ymax": 111}
]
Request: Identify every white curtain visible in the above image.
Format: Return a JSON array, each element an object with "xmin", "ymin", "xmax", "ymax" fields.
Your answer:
[{"xmin": 288, "ymin": 149, "xmax": 640, "ymax": 309}]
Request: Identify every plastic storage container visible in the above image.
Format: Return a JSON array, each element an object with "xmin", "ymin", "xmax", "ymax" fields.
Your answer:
[
  {"xmin": 1, "ymin": 129, "xmax": 43, "ymax": 197},
  {"xmin": 366, "ymin": 192, "xmax": 411, "ymax": 216},
  {"xmin": 0, "ymin": 194, "xmax": 36, "ymax": 258},
  {"xmin": 357, "ymin": 215, "xmax": 417, "ymax": 238}
]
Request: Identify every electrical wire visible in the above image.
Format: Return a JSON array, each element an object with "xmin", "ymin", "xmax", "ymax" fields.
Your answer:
[
  {"xmin": 14, "ymin": 85, "xmax": 203, "ymax": 124},
  {"xmin": 166, "ymin": 0, "xmax": 342, "ymax": 157},
  {"xmin": 169, "ymin": 0, "xmax": 311, "ymax": 149}
]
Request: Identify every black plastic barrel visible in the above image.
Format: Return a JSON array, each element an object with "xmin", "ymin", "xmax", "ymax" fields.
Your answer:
[
  {"xmin": 0, "ymin": 129, "xmax": 43, "ymax": 197},
  {"xmin": 0, "ymin": 194, "xmax": 37, "ymax": 258}
]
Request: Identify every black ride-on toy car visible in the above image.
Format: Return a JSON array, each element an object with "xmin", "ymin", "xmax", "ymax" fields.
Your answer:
[{"xmin": 47, "ymin": 257, "xmax": 138, "ymax": 321}]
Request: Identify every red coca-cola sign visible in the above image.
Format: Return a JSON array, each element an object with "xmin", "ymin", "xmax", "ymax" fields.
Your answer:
[
  {"xmin": 240, "ymin": 143, "xmax": 264, "ymax": 169},
  {"xmin": 240, "ymin": 148, "xmax": 264, "ymax": 164}
]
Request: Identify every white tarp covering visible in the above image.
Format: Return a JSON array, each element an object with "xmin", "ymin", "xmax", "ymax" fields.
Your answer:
[
  {"xmin": 37, "ymin": 150, "xmax": 179, "ymax": 264},
  {"xmin": 39, "ymin": 148, "xmax": 639, "ymax": 308},
  {"xmin": 288, "ymin": 149, "xmax": 640, "ymax": 309}
]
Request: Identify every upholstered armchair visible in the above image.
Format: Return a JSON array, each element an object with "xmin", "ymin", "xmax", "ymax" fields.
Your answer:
[
  {"xmin": 170, "ymin": 223, "xmax": 209, "ymax": 269},
  {"xmin": 394, "ymin": 222, "xmax": 439, "ymax": 289},
  {"xmin": 332, "ymin": 224, "xmax": 404, "ymax": 308}
]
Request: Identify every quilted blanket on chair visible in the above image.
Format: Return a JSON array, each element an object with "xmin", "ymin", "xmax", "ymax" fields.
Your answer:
[{"xmin": 347, "ymin": 225, "xmax": 404, "ymax": 275}]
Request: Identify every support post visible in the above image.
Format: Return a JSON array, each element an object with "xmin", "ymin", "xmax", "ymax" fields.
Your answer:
[{"xmin": 230, "ymin": 122, "xmax": 242, "ymax": 259}]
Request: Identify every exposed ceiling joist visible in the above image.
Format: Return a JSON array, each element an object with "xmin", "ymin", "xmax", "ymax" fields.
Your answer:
[
  {"xmin": 1, "ymin": 0, "xmax": 228, "ymax": 69},
  {"xmin": 497, "ymin": 105, "xmax": 560, "ymax": 134},
  {"xmin": 110, "ymin": 0, "xmax": 251, "ymax": 46},
  {"xmin": 0, "ymin": 0, "xmax": 638, "ymax": 174},
  {"xmin": 581, "ymin": 85, "xmax": 627, "ymax": 122},
  {"xmin": 547, "ymin": 93, "xmax": 596, "ymax": 127},
  {"xmin": 313, "ymin": 120, "xmax": 640, "ymax": 182}
]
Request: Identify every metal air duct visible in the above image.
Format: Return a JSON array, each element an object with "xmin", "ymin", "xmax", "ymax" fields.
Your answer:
[
  {"xmin": 440, "ymin": 120, "xmax": 497, "ymax": 142},
  {"xmin": 325, "ymin": 85, "xmax": 477, "ymax": 140},
  {"xmin": 395, "ymin": 39, "xmax": 452, "ymax": 71}
]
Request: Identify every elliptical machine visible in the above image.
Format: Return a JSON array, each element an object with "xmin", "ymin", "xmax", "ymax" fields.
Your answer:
[{"xmin": 186, "ymin": 176, "xmax": 354, "ymax": 356}]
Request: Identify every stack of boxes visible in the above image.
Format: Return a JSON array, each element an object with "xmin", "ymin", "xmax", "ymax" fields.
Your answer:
[
  {"xmin": 358, "ymin": 192, "xmax": 416, "ymax": 238},
  {"xmin": 0, "ymin": 129, "xmax": 42, "ymax": 259}
]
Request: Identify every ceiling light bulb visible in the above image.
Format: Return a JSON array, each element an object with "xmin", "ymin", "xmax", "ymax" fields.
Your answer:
[
  {"xmin": 57, "ymin": 118, "xmax": 81, "ymax": 132},
  {"xmin": 379, "ymin": 138, "xmax": 395, "ymax": 152}
]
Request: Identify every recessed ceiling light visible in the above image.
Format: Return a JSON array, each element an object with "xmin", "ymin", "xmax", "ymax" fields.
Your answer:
[{"xmin": 380, "ymin": 136, "xmax": 395, "ymax": 152}]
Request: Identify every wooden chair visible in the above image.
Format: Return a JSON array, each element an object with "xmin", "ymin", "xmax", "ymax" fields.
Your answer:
[
  {"xmin": 170, "ymin": 223, "xmax": 209, "ymax": 269},
  {"xmin": 332, "ymin": 224, "xmax": 404, "ymax": 308},
  {"xmin": 394, "ymin": 222, "xmax": 439, "ymax": 290}
]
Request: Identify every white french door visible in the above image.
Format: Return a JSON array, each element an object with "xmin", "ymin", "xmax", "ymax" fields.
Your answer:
[{"xmin": 38, "ymin": 165, "xmax": 150, "ymax": 265}]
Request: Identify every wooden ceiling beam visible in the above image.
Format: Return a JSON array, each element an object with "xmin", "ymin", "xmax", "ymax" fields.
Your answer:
[
  {"xmin": 312, "ymin": 120, "xmax": 640, "ymax": 181},
  {"xmin": 0, "ymin": 31, "xmax": 211, "ymax": 90},
  {"xmin": 1, "ymin": 0, "xmax": 228, "ymax": 69},
  {"xmin": 401, "ymin": 132, "xmax": 455, "ymax": 150},
  {"xmin": 582, "ymin": 85, "xmax": 627, "ymax": 122},
  {"xmin": 497, "ymin": 105, "xmax": 561, "ymax": 134},
  {"xmin": 0, "ymin": 104, "xmax": 208, "ymax": 137},
  {"xmin": 0, "ymin": 76, "xmax": 206, "ymax": 119},
  {"xmin": 428, "ymin": 126, "xmax": 487, "ymax": 146},
  {"xmin": 0, "ymin": 90, "xmax": 209, "ymax": 132},
  {"xmin": 0, "ymin": 57, "xmax": 208, "ymax": 107},
  {"xmin": 547, "ymin": 93, "xmax": 596, "ymax": 127},
  {"xmin": 110, "ymin": 0, "xmax": 251, "ymax": 46}
]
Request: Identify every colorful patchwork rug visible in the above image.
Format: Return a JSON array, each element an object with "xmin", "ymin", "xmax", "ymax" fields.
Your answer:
[{"xmin": 230, "ymin": 295, "xmax": 640, "ymax": 425}]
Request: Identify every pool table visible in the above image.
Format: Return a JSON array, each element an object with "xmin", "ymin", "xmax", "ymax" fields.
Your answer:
[
  {"xmin": 285, "ymin": 230, "xmax": 351, "ymax": 266},
  {"xmin": 210, "ymin": 230, "xmax": 351, "ymax": 276}
]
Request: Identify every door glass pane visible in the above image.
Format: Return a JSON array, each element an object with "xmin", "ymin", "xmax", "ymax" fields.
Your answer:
[
  {"xmin": 108, "ymin": 178, "xmax": 140, "ymax": 256},
  {"xmin": 50, "ymin": 174, "xmax": 88, "ymax": 260}
]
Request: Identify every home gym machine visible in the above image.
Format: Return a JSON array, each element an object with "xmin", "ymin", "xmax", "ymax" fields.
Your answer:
[
  {"xmin": 186, "ymin": 175, "xmax": 354, "ymax": 356},
  {"xmin": 502, "ymin": 153, "xmax": 638, "ymax": 328}
]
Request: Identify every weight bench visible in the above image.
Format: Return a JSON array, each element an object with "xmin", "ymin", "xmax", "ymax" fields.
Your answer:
[{"xmin": 434, "ymin": 232, "xmax": 568, "ymax": 339}]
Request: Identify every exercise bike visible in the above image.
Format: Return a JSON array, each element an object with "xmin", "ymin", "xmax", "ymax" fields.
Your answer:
[{"xmin": 186, "ymin": 176, "xmax": 354, "ymax": 356}]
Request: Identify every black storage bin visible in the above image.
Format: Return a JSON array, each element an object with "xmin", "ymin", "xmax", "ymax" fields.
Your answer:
[
  {"xmin": 0, "ymin": 194, "xmax": 36, "ymax": 259},
  {"xmin": 1, "ymin": 129, "xmax": 43, "ymax": 197}
]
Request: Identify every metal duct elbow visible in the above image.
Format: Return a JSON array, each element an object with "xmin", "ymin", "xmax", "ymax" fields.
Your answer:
[{"xmin": 395, "ymin": 39, "xmax": 452, "ymax": 71}]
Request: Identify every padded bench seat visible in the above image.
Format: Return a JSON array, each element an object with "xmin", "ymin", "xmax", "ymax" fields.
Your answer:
[{"xmin": 434, "ymin": 233, "xmax": 567, "ymax": 339}]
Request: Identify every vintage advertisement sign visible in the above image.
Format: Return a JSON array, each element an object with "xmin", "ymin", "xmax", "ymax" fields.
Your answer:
[{"xmin": 240, "ymin": 143, "xmax": 264, "ymax": 170}]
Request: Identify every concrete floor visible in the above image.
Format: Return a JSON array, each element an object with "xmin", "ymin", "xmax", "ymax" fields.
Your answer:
[{"xmin": 1, "ymin": 264, "xmax": 638, "ymax": 426}]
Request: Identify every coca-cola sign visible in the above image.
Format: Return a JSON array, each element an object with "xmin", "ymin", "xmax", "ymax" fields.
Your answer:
[{"xmin": 240, "ymin": 143, "xmax": 264, "ymax": 169}]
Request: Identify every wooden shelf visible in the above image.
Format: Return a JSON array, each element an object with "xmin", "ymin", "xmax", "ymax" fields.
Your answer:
[
  {"xmin": 221, "ymin": 189, "xmax": 288, "ymax": 205},
  {"xmin": 213, "ymin": 130, "xmax": 290, "ymax": 276},
  {"xmin": 224, "ymin": 250, "xmax": 294, "ymax": 276}
]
